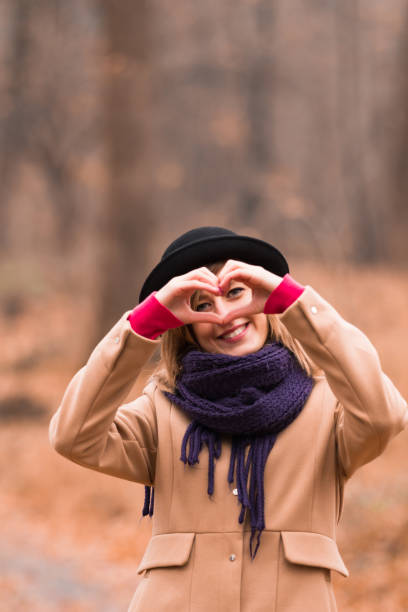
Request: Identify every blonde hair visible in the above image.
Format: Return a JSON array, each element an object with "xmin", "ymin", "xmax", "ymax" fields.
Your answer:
[{"xmin": 151, "ymin": 262, "xmax": 317, "ymax": 390}]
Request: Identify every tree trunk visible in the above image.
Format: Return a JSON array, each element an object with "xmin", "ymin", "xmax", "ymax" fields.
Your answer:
[
  {"xmin": 387, "ymin": 2, "xmax": 408, "ymax": 261},
  {"xmin": 239, "ymin": 0, "xmax": 275, "ymax": 225},
  {"xmin": 334, "ymin": 0, "xmax": 384, "ymax": 262},
  {"xmin": 95, "ymin": 0, "xmax": 155, "ymax": 340},
  {"xmin": 0, "ymin": 0, "xmax": 31, "ymax": 252}
]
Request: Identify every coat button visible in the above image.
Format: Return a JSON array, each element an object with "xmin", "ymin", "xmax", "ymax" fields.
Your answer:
[
  {"xmin": 310, "ymin": 306, "xmax": 318, "ymax": 314},
  {"xmin": 229, "ymin": 554, "xmax": 236, "ymax": 561},
  {"xmin": 232, "ymin": 488, "xmax": 238, "ymax": 496}
]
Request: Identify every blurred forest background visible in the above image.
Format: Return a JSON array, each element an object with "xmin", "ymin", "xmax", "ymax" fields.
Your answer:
[{"xmin": 0, "ymin": 0, "xmax": 407, "ymax": 610}]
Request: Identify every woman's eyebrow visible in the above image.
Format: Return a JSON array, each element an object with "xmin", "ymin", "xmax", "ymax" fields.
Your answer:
[{"xmin": 196, "ymin": 290, "xmax": 212, "ymax": 300}]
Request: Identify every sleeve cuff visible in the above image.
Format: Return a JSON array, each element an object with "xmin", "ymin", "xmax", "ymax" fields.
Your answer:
[
  {"xmin": 127, "ymin": 293, "xmax": 184, "ymax": 339},
  {"xmin": 263, "ymin": 274, "xmax": 305, "ymax": 314}
]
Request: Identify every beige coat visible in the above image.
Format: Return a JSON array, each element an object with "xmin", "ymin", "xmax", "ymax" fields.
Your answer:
[{"xmin": 49, "ymin": 286, "xmax": 408, "ymax": 612}]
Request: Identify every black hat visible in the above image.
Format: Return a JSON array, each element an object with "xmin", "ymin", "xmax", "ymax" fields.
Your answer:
[{"xmin": 139, "ymin": 226, "xmax": 289, "ymax": 302}]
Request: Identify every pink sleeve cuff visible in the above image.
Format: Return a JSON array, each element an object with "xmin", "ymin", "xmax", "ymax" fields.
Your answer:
[
  {"xmin": 127, "ymin": 293, "xmax": 184, "ymax": 340},
  {"xmin": 263, "ymin": 274, "xmax": 305, "ymax": 314}
]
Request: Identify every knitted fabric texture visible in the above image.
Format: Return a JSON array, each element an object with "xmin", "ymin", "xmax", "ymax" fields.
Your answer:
[{"xmin": 143, "ymin": 343, "xmax": 315, "ymax": 558}]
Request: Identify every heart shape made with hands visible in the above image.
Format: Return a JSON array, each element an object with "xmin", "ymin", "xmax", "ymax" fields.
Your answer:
[
  {"xmin": 156, "ymin": 260, "xmax": 283, "ymax": 326},
  {"xmin": 214, "ymin": 260, "xmax": 283, "ymax": 324},
  {"xmin": 184, "ymin": 286, "xmax": 261, "ymax": 327}
]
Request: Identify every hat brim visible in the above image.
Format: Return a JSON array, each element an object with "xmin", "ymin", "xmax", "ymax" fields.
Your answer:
[{"xmin": 139, "ymin": 235, "xmax": 289, "ymax": 302}]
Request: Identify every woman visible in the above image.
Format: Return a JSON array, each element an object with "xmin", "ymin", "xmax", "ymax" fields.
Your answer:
[{"xmin": 49, "ymin": 226, "xmax": 407, "ymax": 612}]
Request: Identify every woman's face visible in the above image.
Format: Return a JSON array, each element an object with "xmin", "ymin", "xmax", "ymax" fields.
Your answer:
[{"xmin": 190, "ymin": 278, "xmax": 269, "ymax": 356}]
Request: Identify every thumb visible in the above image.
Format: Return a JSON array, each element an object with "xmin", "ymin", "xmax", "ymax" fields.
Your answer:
[
  {"xmin": 221, "ymin": 305, "xmax": 253, "ymax": 325},
  {"xmin": 189, "ymin": 311, "xmax": 224, "ymax": 325}
]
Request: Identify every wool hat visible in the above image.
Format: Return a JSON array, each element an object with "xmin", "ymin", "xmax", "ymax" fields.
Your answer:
[{"xmin": 139, "ymin": 226, "xmax": 289, "ymax": 302}]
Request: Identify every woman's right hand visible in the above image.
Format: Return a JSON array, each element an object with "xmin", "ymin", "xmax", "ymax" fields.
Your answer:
[{"xmin": 155, "ymin": 267, "xmax": 223, "ymax": 325}]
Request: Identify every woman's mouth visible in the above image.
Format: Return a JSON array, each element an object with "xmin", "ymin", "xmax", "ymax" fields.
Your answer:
[{"xmin": 217, "ymin": 322, "xmax": 249, "ymax": 343}]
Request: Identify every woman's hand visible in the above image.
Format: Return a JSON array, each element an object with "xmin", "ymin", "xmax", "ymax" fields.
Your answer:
[
  {"xmin": 217, "ymin": 260, "xmax": 283, "ymax": 323},
  {"xmin": 155, "ymin": 267, "xmax": 224, "ymax": 325}
]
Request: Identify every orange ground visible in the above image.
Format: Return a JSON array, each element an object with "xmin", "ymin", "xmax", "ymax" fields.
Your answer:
[{"xmin": 1, "ymin": 261, "xmax": 407, "ymax": 611}]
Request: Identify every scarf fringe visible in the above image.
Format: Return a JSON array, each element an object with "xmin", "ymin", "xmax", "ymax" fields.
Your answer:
[
  {"xmin": 143, "ymin": 485, "xmax": 155, "ymax": 517},
  {"xmin": 181, "ymin": 422, "xmax": 221, "ymax": 495}
]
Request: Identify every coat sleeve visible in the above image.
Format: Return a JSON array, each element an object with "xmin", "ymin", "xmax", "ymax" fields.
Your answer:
[
  {"xmin": 280, "ymin": 286, "xmax": 408, "ymax": 479},
  {"xmin": 49, "ymin": 312, "xmax": 160, "ymax": 485}
]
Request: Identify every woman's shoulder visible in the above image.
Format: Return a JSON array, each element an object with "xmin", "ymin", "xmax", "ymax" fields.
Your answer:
[{"xmin": 142, "ymin": 372, "xmax": 173, "ymax": 403}]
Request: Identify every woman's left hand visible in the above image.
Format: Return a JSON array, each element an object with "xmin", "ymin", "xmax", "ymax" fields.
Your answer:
[{"xmin": 217, "ymin": 260, "xmax": 283, "ymax": 323}]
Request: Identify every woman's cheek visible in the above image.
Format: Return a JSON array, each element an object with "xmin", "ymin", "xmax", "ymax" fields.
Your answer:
[{"xmin": 191, "ymin": 322, "xmax": 213, "ymax": 348}]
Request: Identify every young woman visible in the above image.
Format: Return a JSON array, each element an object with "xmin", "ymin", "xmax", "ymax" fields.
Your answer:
[{"xmin": 49, "ymin": 226, "xmax": 407, "ymax": 612}]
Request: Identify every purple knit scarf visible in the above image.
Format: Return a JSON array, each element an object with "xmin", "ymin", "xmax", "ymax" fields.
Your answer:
[{"xmin": 143, "ymin": 342, "xmax": 314, "ymax": 558}]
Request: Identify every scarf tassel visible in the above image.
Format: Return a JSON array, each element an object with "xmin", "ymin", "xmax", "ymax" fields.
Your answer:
[
  {"xmin": 228, "ymin": 435, "xmax": 277, "ymax": 559},
  {"xmin": 143, "ymin": 485, "xmax": 154, "ymax": 517},
  {"xmin": 181, "ymin": 422, "xmax": 221, "ymax": 496}
]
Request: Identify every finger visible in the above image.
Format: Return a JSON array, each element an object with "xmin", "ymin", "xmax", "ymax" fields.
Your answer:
[
  {"xmin": 180, "ymin": 272, "xmax": 219, "ymax": 294},
  {"xmin": 188, "ymin": 311, "xmax": 224, "ymax": 324},
  {"xmin": 220, "ymin": 304, "xmax": 255, "ymax": 324},
  {"xmin": 218, "ymin": 269, "xmax": 254, "ymax": 292},
  {"xmin": 217, "ymin": 260, "xmax": 252, "ymax": 287},
  {"xmin": 184, "ymin": 267, "xmax": 219, "ymax": 285},
  {"xmin": 176, "ymin": 280, "xmax": 221, "ymax": 296},
  {"xmin": 217, "ymin": 259, "xmax": 244, "ymax": 281}
]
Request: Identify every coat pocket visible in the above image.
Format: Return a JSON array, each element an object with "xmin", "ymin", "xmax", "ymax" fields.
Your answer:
[
  {"xmin": 131, "ymin": 533, "xmax": 196, "ymax": 611},
  {"xmin": 137, "ymin": 532, "xmax": 195, "ymax": 574},
  {"xmin": 277, "ymin": 532, "xmax": 346, "ymax": 611},
  {"xmin": 281, "ymin": 531, "xmax": 349, "ymax": 577}
]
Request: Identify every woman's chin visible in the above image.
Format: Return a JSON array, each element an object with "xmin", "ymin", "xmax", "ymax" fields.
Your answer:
[{"xmin": 214, "ymin": 338, "xmax": 264, "ymax": 357}]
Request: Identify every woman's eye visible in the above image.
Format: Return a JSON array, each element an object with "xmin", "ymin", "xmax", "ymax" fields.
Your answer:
[
  {"xmin": 227, "ymin": 287, "xmax": 244, "ymax": 298},
  {"xmin": 195, "ymin": 302, "xmax": 211, "ymax": 312}
]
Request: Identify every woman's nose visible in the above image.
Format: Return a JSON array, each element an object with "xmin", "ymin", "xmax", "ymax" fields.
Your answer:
[{"xmin": 213, "ymin": 297, "xmax": 234, "ymax": 318}]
